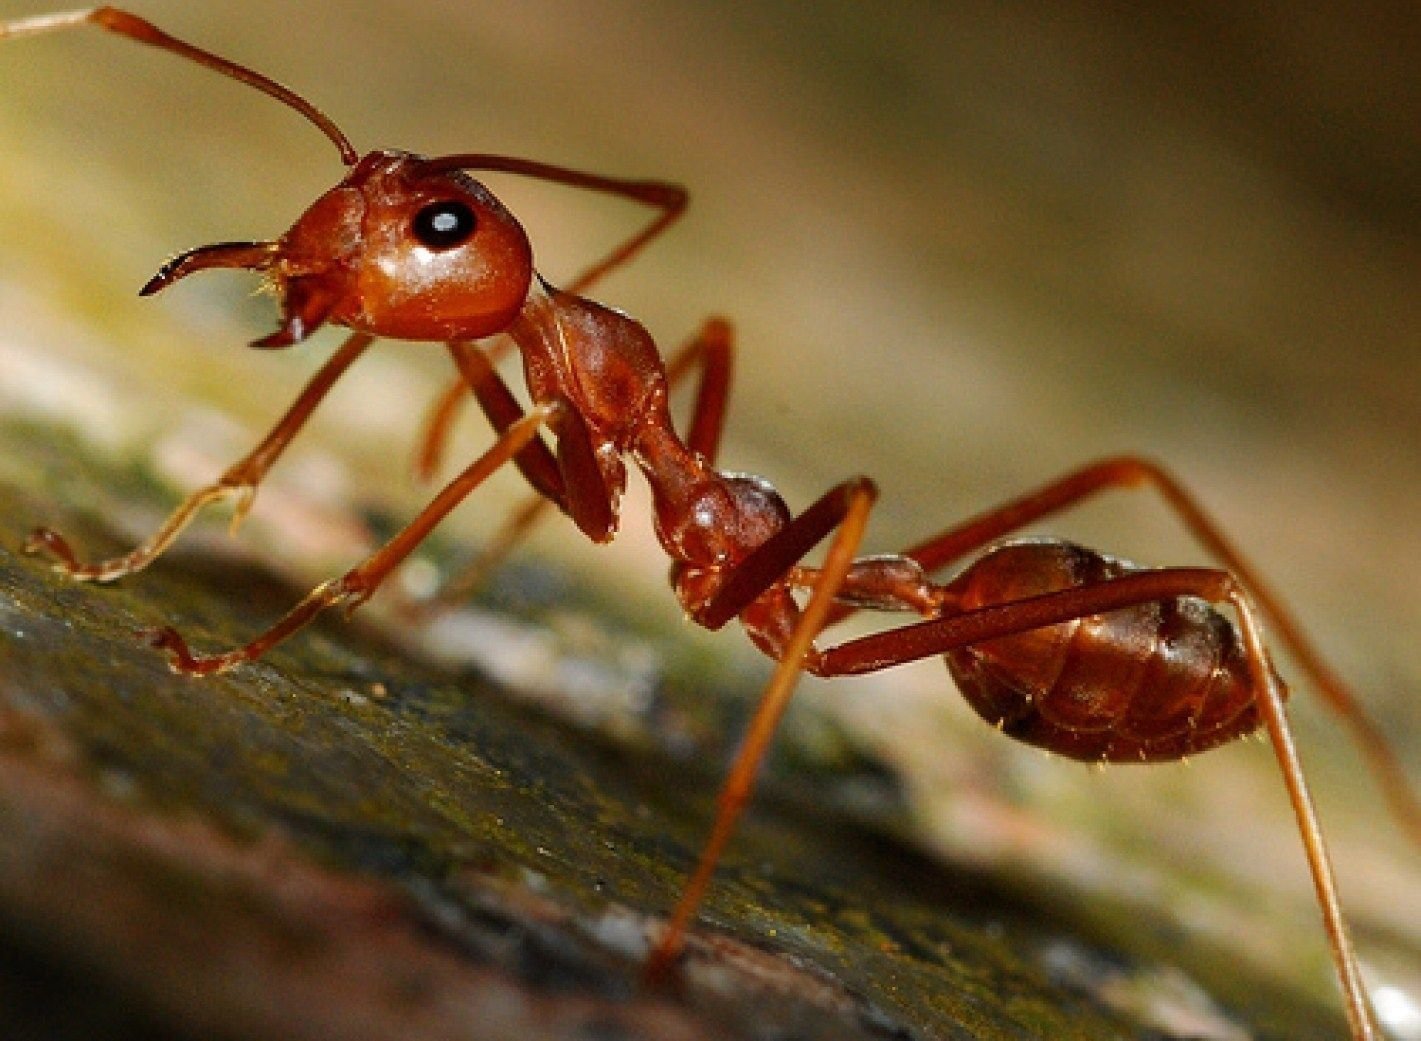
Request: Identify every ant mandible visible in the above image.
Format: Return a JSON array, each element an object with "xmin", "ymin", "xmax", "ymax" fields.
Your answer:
[{"xmin": 4, "ymin": 10, "xmax": 1416, "ymax": 1038}]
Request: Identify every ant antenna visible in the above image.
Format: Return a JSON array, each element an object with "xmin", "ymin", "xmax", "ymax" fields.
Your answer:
[{"xmin": 0, "ymin": 7, "xmax": 358, "ymax": 166}]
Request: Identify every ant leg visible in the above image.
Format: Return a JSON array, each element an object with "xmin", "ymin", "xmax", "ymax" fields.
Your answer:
[
  {"xmin": 27, "ymin": 332, "xmax": 373, "ymax": 581},
  {"xmin": 826, "ymin": 455, "xmax": 1421, "ymax": 847},
  {"xmin": 664, "ymin": 317, "xmax": 734, "ymax": 464},
  {"xmin": 1235, "ymin": 593, "xmax": 1383, "ymax": 1041},
  {"xmin": 815, "ymin": 571, "xmax": 1382, "ymax": 1041},
  {"xmin": 414, "ymin": 374, "xmax": 467, "ymax": 483},
  {"xmin": 445, "ymin": 343, "xmax": 565, "ymax": 504},
  {"xmin": 414, "ymin": 338, "xmax": 525, "ymax": 482},
  {"xmin": 407, "ymin": 494, "xmax": 556, "ymax": 616},
  {"xmin": 413, "ymin": 169, "xmax": 687, "ymax": 479},
  {"xmin": 146, "ymin": 404, "xmax": 554, "ymax": 675},
  {"xmin": 389, "ymin": 343, "xmax": 564, "ymax": 616},
  {"xmin": 412, "ymin": 322, "xmax": 735, "ymax": 613},
  {"xmin": 645, "ymin": 477, "xmax": 877, "ymax": 982}
]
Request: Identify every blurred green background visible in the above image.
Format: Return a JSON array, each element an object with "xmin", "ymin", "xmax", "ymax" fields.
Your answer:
[{"xmin": 1, "ymin": 0, "xmax": 1417, "ymax": 1024}]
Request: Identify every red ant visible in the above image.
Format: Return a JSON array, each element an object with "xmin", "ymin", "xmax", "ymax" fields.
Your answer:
[{"xmin": 4, "ymin": 9, "xmax": 1417, "ymax": 1038}]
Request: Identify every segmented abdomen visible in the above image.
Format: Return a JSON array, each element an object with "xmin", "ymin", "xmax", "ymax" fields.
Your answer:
[{"xmin": 942, "ymin": 540, "xmax": 1273, "ymax": 763}]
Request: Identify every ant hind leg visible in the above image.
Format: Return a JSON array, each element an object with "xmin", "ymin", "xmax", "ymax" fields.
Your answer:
[{"xmin": 825, "ymin": 455, "xmax": 1420, "ymax": 847}]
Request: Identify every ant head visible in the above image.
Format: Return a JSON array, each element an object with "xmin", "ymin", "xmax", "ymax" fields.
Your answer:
[
  {"xmin": 143, "ymin": 150, "xmax": 535, "ymax": 348},
  {"xmin": 23, "ymin": 11, "xmax": 555, "ymax": 348}
]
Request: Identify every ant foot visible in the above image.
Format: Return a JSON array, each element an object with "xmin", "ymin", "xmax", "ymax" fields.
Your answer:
[
  {"xmin": 141, "ymin": 626, "xmax": 244, "ymax": 676},
  {"xmin": 24, "ymin": 526, "xmax": 86, "ymax": 573},
  {"xmin": 25, "ymin": 526, "xmax": 146, "ymax": 582},
  {"xmin": 640, "ymin": 935, "xmax": 688, "ymax": 994}
]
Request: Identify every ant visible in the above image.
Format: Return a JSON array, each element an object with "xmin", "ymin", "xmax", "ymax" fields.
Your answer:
[{"xmin": 3, "ymin": 9, "xmax": 1417, "ymax": 1038}]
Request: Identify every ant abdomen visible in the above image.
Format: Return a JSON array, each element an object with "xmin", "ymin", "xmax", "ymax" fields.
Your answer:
[{"xmin": 942, "ymin": 540, "xmax": 1270, "ymax": 762}]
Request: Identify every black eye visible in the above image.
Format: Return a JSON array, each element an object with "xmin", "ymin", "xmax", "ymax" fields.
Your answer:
[{"xmin": 412, "ymin": 200, "xmax": 477, "ymax": 250}]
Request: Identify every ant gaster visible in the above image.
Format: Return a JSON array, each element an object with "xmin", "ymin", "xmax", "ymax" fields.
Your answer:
[{"xmin": 4, "ymin": 10, "xmax": 1416, "ymax": 1038}]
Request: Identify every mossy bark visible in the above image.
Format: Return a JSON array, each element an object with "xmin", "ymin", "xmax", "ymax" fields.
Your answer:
[{"xmin": 0, "ymin": 419, "xmax": 1357, "ymax": 1040}]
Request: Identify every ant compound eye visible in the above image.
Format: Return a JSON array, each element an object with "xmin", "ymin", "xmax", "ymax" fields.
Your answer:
[{"xmin": 412, "ymin": 200, "xmax": 477, "ymax": 250}]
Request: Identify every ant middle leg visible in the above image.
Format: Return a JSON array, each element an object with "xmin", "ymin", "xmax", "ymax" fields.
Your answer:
[
  {"xmin": 26, "ymin": 331, "xmax": 374, "ymax": 582},
  {"xmin": 645, "ymin": 475, "xmax": 877, "ymax": 980}
]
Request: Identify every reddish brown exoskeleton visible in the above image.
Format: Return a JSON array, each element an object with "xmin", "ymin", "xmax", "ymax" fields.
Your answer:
[{"xmin": 4, "ymin": 10, "xmax": 1416, "ymax": 1038}]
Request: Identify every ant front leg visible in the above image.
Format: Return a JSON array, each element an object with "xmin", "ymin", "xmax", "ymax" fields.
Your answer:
[
  {"xmin": 27, "ymin": 332, "xmax": 373, "ymax": 581},
  {"xmin": 412, "ymin": 321, "xmax": 735, "ymax": 613},
  {"xmin": 147, "ymin": 404, "xmax": 554, "ymax": 675}
]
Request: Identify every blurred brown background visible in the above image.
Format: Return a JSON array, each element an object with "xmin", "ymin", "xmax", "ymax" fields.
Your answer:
[{"xmin": 1, "ymin": 0, "xmax": 1417, "ymax": 1008}]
